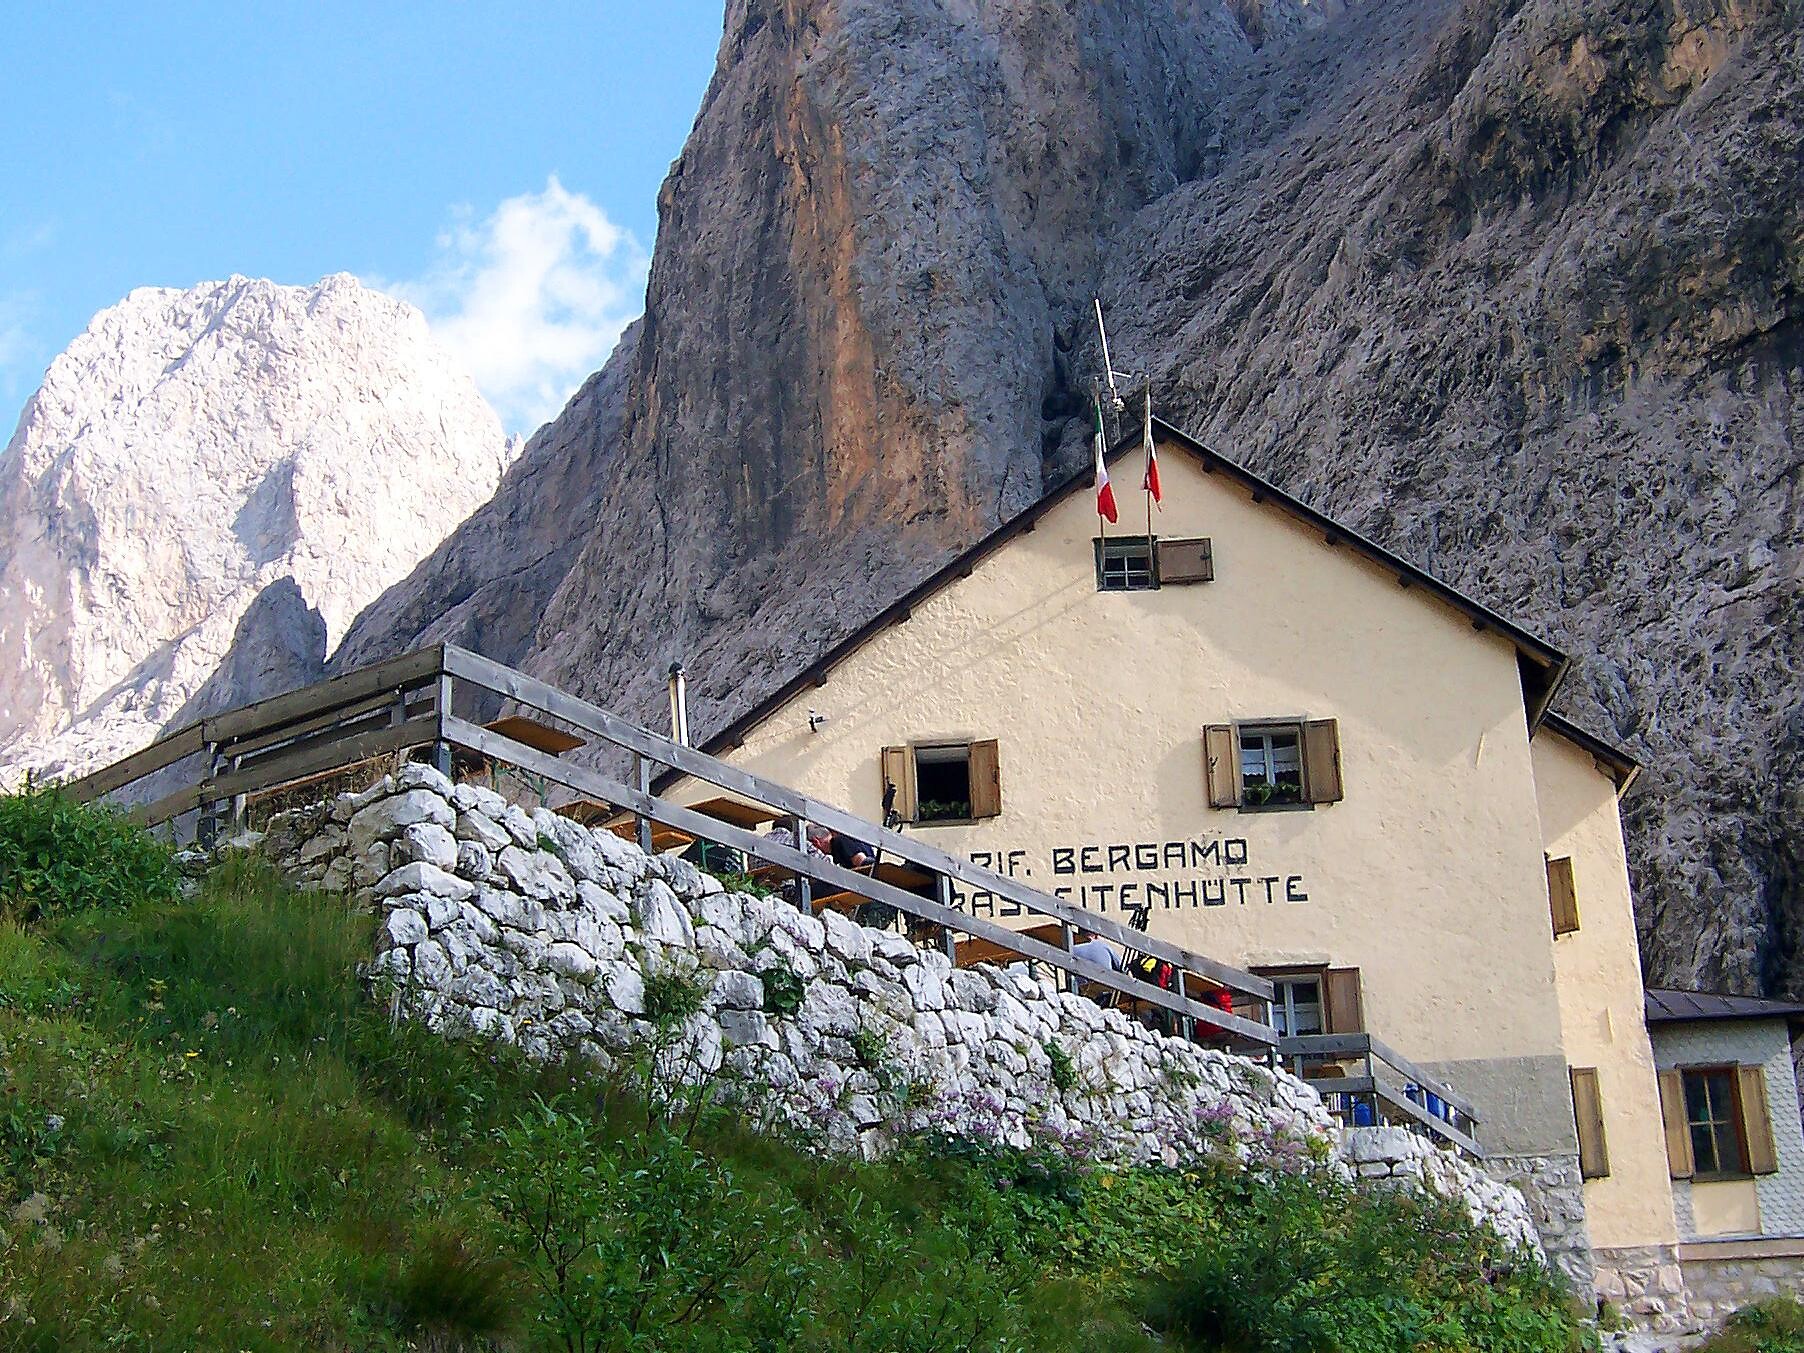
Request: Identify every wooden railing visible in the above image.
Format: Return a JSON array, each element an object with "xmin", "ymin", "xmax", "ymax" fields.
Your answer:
[
  {"xmin": 1279, "ymin": 1032, "xmax": 1483, "ymax": 1157},
  {"xmin": 64, "ymin": 643, "xmax": 1278, "ymax": 1048}
]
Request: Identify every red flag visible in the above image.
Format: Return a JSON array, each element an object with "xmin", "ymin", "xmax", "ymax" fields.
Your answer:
[
  {"xmin": 1093, "ymin": 399, "xmax": 1118, "ymax": 523},
  {"xmin": 1141, "ymin": 390, "xmax": 1162, "ymax": 506}
]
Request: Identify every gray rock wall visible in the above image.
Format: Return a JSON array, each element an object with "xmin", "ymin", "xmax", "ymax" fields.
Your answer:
[
  {"xmin": 256, "ymin": 764, "xmax": 1542, "ymax": 1254},
  {"xmin": 321, "ymin": 0, "xmax": 1802, "ymax": 1006}
]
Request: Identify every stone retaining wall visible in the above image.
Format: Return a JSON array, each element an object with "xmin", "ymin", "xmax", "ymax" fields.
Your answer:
[{"xmin": 254, "ymin": 764, "xmax": 1542, "ymax": 1253}]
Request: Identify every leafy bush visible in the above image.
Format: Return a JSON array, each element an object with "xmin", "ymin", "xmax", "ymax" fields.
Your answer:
[
  {"xmin": 0, "ymin": 788, "xmax": 178, "ymax": 922},
  {"xmin": 641, "ymin": 955, "xmax": 709, "ymax": 1027},
  {"xmin": 1698, "ymin": 1298, "xmax": 1804, "ymax": 1353},
  {"xmin": 761, "ymin": 963, "xmax": 806, "ymax": 1017},
  {"xmin": 1137, "ymin": 1169, "xmax": 1591, "ymax": 1353}
]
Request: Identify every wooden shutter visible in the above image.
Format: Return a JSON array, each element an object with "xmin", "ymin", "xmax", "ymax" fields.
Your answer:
[
  {"xmin": 881, "ymin": 746, "xmax": 917, "ymax": 823},
  {"xmin": 1156, "ymin": 536, "xmax": 1214, "ymax": 583},
  {"xmin": 1737, "ymin": 1065, "xmax": 1779, "ymax": 1175},
  {"xmin": 1204, "ymin": 725, "xmax": 1239, "ymax": 808},
  {"xmin": 1570, "ymin": 1067, "xmax": 1610, "ymax": 1179},
  {"xmin": 1547, "ymin": 856, "xmax": 1580, "ymax": 936},
  {"xmin": 1302, "ymin": 719, "xmax": 1344, "ymax": 804},
  {"xmin": 1657, "ymin": 1069, "xmax": 1695, "ymax": 1178},
  {"xmin": 1323, "ymin": 968, "xmax": 1363, "ymax": 1034},
  {"xmin": 967, "ymin": 739, "xmax": 1002, "ymax": 820}
]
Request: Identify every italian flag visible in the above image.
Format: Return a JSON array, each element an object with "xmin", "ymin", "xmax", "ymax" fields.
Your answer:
[
  {"xmin": 1141, "ymin": 392, "xmax": 1162, "ymax": 506},
  {"xmin": 1093, "ymin": 398, "xmax": 1118, "ymax": 523}
]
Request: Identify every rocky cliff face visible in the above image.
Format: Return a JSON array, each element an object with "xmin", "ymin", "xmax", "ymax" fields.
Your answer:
[
  {"xmin": 336, "ymin": 0, "xmax": 1799, "ymax": 996},
  {"xmin": 0, "ymin": 275, "xmax": 517, "ymax": 779}
]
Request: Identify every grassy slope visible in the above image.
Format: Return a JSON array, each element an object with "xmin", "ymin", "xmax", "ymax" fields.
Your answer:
[{"xmin": 0, "ymin": 808, "xmax": 1595, "ymax": 1351}]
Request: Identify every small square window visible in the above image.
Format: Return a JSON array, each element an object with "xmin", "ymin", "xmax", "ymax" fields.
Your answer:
[
  {"xmin": 1239, "ymin": 725, "xmax": 1304, "ymax": 808},
  {"xmin": 914, "ymin": 743, "xmax": 974, "ymax": 823},
  {"xmin": 1095, "ymin": 536, "xmax": 1157, "ymax": 591}
]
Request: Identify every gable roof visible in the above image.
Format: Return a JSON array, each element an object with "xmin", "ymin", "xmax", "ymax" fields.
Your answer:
[
  {"xmin": 1646, "ymin": 988, "xmax": 1804, "ymax": 1030},
  {"xmin": 690, "ymin": 416, "xmax": 1570, "ymax": 761}
]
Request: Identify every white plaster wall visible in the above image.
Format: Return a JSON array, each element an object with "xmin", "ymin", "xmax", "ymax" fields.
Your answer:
[
  {"xmin": 1652, "ymin": 1019, "xmax": 1804, "ymax": 1239},
  {"xmin": 707, "ymin": 444, "xmax": 1575, "ymax": 1150},
  {"xmin": 1534, "ymin": 732, "xmax": 1680, "ymax": 1250}
]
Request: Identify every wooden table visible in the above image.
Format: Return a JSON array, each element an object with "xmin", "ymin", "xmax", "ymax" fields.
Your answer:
[
  {"xmin": 954, "ymin": 921, "xmax": 1066, "ymax": 969},
  {"xmin": 483, "ymin": 715, "xmax": 586, "ymax": 755},
  {"xmin": 603, "ymin": 814, "xmax": 696, "ymax": 853},
  {"xmin": 689, "ymin": 796, "xmax": 777, "ymax": 831},
  {"xmin": 553, "ymin": 797, "xmax": 614, "ymax": 826},
  {"xmin": 872, "ymin": 860, "xmax": 936, "ymax": 892}
]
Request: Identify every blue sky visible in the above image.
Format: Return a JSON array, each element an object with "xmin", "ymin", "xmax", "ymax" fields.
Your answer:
[{"xmin": 0, "ymin": 2, "xmax": 724, "ymax": 434}]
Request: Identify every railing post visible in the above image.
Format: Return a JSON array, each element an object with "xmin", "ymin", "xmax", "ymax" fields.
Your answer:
[
  {"xmin": 1060, "ymin": 921, "xmax": 1076, "ymax": 993},
  {"xmin": 431, "ymin": 674, "xmax": 455, "ymax": 779},
  {"xmin": 635, "ymin": 755, "xmax": 654, "ymax": 855},
  {"xmin": 791, "ymin": 815, "xmax": 812, "ymax": 913},
  {"xmin": 937, "ymin": 874, "xmax": 958, "ymax": 963},
  {"xmin": 195, "ymin": 741, "xmax": 224, "ymax": 849}
]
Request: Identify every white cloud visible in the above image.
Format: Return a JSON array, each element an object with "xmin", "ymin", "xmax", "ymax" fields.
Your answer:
[{"xmin": 390, "ymin": 176, "xmax": 647, "ymax": 434}]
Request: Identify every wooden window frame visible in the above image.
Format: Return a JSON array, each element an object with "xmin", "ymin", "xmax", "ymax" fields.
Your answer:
[
  {"xmin": 887, "ymin": 739, "xmax": 1001, "ymax": 827},
  {"xmin": 1682, "ymin": 1065, "xmax": 1751, "ymax": 1180},
  {"xmin": 1253, "ymin": 964, "xmax": 1363, "ymax": 1036},
  {"xmin": 1214, "ymin": 718, "xmax": 1343, "ymax": 811},
  {"xmin": 1094, "ymin": 535, "xmax": 1159, "ymax": 592}
]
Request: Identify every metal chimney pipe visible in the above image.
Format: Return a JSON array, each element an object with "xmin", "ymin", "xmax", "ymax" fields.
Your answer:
[{"xmin": 667, "ymin": 662, "xmax": 690, "ymax": 747}]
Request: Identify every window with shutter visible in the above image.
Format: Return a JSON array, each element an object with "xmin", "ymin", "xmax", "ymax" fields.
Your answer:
[
  {"xmin": 967, "ymin": 739, "xmax": 1002, "ymax": 820},
  {"xmin": 1681, "ymin": 1067, "xmax": 1748, "ymax": 1177},
  {"xmin": 1547, "ymin": 856, "xmax": 1580, "ymax": 936},
  {"xmin": 1736, "ymin": 1065, "xmax": 1779, "ymax": 1175},
  {"xmin": 1155, "ymin": 536, "xmax": 1213, "ymax": 583},
  {"xmin": 1302, "ymin": 720, "xmax": 1343, "ymax": 804},
  {"xmin": 1204, "ymin": 725, "xmax": 1239, "ymax": 808},
  {"xmin": 880, "ymin": 746, "xmax": 917, "ymax": 823},
  {"xmin": 1658, "ymin": 1069, "xmax": 1695, "ymax": 1178},
  {"xmin": 1323, "ymin": 968, "xmax": 1363, "ymax": 1034},
  {"xmin": 1570, "ymin": 1067, "xmax": 1610, "ymax": 1179}
]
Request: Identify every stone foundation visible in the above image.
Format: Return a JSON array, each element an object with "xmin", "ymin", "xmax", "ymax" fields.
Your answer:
[
  {"xmin": 248, "ymin": 763, "xmax": 1546, "ymax": 1254},
  {"xmin": 1592, "ymin": 1243, "xmax": 1694, "ymax": 1336},
  {"xmin": 1678, "ymin": 1239, "xmax": 1804, "ymax": 1328},
  {"xmin": 1486, "ymin": 1152, "xmax": 1596, "ymax": 1300}
]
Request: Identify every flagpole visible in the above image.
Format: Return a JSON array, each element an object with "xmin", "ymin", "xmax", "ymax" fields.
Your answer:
[
  {"xmin": 1143, "ymin": 383, "xmax": 1154, "ymax": 545},
  {"xmin": 1095, "ymin": 392, "xmax": 1108, "ymax": 545}
]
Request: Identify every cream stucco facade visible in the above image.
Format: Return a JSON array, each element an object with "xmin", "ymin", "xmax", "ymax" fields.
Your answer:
[
  {"xmin": 1535, "ymin": 733, "xmax": 1681, "ymax": 1253},
  {"xmin": 684, "ymin": 430, "xmax": 1681, "ymax": 1272}
]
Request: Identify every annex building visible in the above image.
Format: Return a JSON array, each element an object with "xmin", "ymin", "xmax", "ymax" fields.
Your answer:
[{"xmin": 678, "ymin": 416, "xmax": 1803, "ymax": 1326}]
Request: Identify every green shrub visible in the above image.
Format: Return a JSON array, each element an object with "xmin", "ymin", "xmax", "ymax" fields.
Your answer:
[
  {"xmin": 1698, "ymin": 1298, "xmax": 1804, "ymax": 1353},
  {"xmin": 761, "ymin": 963, "xmax": 806, "ymax": 1017},
  {"xmin": 641, "ymin": 956, "xmax": 709, "ymax": 1027},
  {"xmin": 1138, "ymin": 1170, "xmax": 1590, "ymax": 1353},
  {"xmin": 0, "ymin": 788, "xmax": 178, "ymax": 922}
]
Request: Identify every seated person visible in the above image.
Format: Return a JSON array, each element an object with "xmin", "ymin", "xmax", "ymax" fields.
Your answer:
[
  {"xmin": 807, "ymin": 825, "xmax": 874, "ymax": 871},
  {"xmin": 1196, "ymin": 985, "xmax": 1238, "ymax": 1042},
  {"xmin": 1069, "ymin": 929, "xmax": 1122, "ymax": 972},
  {"xmin": 807, "ymin": 825, "xmax": 896, "ymax": 930}
]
